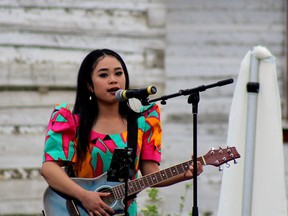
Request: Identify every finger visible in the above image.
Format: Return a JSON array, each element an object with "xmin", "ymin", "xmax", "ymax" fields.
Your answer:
[
  {"xmin": 96, "ymin": 207, "xmax": 110, "ymax": 216},
  {"xmin": 94, "ymin": 211, "xmax": 101, "ymax": 216},
  {"xmin": 99, "ymin": 192, "xmax": 111, "ymax": 197},
  {"xmin": 101, "ymin": 203, "xmax": 114, "ymax": 215},
  {"xmin": 198, "ymin": 162, "xmax": 203, "ymax": 172}
]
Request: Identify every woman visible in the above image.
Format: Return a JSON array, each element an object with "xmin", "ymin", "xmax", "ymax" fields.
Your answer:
[{"xmin": 41, "ymin": 49, "xmax": 203, "ymax": 216}]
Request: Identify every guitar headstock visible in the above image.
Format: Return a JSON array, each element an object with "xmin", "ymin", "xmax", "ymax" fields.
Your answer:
[{"xmin": 203, "ymin": 146, "xmax": 240, "ymax": 170}]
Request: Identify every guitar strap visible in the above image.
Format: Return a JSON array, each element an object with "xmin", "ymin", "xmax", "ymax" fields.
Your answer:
[{"xmin": 127, "ymin": 114, "xmax": 138, "ymax": 178}]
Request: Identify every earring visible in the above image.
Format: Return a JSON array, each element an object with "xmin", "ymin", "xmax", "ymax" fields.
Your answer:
[{"xmin": 89, "ymin": 95, "xmax": 92, "ymax": 101}]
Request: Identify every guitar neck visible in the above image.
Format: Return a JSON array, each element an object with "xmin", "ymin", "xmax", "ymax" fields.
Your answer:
[{"xmin": 112, "ymin": 157, "xmax": 205, "ymax": 199}]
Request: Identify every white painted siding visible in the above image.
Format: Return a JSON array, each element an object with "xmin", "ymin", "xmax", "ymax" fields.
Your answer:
[
  {"xmin": 0, "ymin": 1, "xmax": 166, "ymax": 215},
  {"xmin": 0, "ymin": 0, "xmax": 287, "ymax": 215}
]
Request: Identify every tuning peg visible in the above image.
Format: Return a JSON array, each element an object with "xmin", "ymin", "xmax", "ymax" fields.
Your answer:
[
  {"xmin": 219, "ymin": 166, "xmax": 223, "ymax": 171},
  {"xmin": 226, "ymin": 162, "xmax": 230, "ymax": 168},
  {"xmin": 234, "ymin": 159, "xmax": 238, "ymax": 164},
  {"xmin": 227, "ymin": 147, "xmax": 231, "ymax": 154},
  {"xmin": 218, "ymin": 147, "xmax": 223, "ymax": 154},
  {"xmin": 210, "ymin": 147, "xmax": 215, "ymax": 155}
]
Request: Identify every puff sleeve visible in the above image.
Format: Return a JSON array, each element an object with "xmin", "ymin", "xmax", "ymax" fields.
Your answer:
[
  {"xmin": 139, "ymin": 103, "xmax": 162, "ymax": 164},
  {"xmin": 42, "ymin": 103, "xmax": 79, "ymax": 163}
]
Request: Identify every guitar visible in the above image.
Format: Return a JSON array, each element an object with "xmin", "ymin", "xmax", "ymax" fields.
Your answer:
[{"xmin": 43, "ymin": 146, "xmax": 240, "ymax": 216}]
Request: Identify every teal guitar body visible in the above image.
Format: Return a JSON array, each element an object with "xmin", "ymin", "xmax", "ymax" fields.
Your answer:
[{"xmin": 43, "ymin": 172, "xmax": 127, "ymax": 215}]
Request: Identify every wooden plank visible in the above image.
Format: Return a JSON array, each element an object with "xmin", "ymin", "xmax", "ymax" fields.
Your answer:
[
  {"xmin": 167, "ymin": 8, "xmax": 283, "ymax": 23},
  {"xmin": 0, "ymin": 32, "xmax": 164, "ymax": 51},
  {"xmin": 166, "ymin": 43, "xmax": 284, "ymax": 58},
  {"xmin": 0, "ymin": 6, "xmax": 164, "ymax": 36},
  {"xmin": 0, "ymin": 179, "xmax": 47, "ymax": 215},
  {"xmin": 0, "ymin": 134, "xmax": 44, "ymax": 152},
  {"xmin": 0, "ymin": 0, "xmax": 162, "ymax": 10},
  {"xmin": 0, "ymin": 107, "xmax": 57, "ymax": 126},
  {"xmin": 0, "ymin": 47, "xmax": 164, "ymax": 88},
  {"xmin": 167, "ymin": 0, "xmax": 283, "ymax": 10},
  {"xmin": 0, "ymin": 156, "xmax": 42, "ymax": 170},
  {"xmin": 0, "ymin": 134, "xmax": 45, "ymax": 169},
  {"xmin": 0, "ymin": 90, "xmax": 75, "ymax": 108},
  {"xmin": 0, "ymin": 60, "xmax": 79, "ymax": 88},
  {"xmin": 165, "ymin": 63, "xmax": 239, "ymax": 78}
]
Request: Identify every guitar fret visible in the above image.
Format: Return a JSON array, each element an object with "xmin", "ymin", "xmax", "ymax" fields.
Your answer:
[
  {"xmin": 112, "ymin": 187, "xmax": 119, "ymax": 199},
  {"xmin": 117, "ymin": 185, "xmax": 123, "ymax": 198},
  {"xmin": 160, "ymin": 170, "xmax": 167, "ymax": 180},
  {"xmin": 151, "ymin": 173, "xmax": 157, "ymax": 184},
  {"xmin": 142, "ymin": 176, "xmax": 149, "ymax": 188},
  {"xmin": 120, "ymin": 185, "xmax": 126, "ymax": 198},
  {"xmin": 118, "ymin": 184, "xmax": 124, "ymax": 197},
  {"xmin": 128, "ymin": 182, "xmax": 135, "ymax": 195},
  {"xmin": 171, "ymin": 167, "xmax": 177, "ymax": 175},
  {"xmin": 138, "ymin": 179, "xmax": 146, "ymax": 190},
  {"xmin": 177, "ymin": 164, "xmax": 184, "ymax": 173},
  {"xmin": 136, "ymin": 178, "xmax": 142, "ymax": 191},
  {"xmin": 182, "ymin": 163, "xmax": 189, "ymax": 173},
  {"xmin": 166, "ymin": 168, "xmax": 172, "ymax": 178},
  {"xmin": 155, "ymin": 172, "xmax": 162, "ymax": 182},
  {"xmin": 147, "ymin": 174, "xmax": 154, "ymax": 185},
  {"xmin": 119, "ymin": 185, "xmax": 125, "ymax": 198}
]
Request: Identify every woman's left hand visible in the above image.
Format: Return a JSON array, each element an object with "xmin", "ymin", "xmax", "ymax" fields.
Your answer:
[{"xmin": 183, "ymin": 161, "xmax": 203, "ymax": 179}]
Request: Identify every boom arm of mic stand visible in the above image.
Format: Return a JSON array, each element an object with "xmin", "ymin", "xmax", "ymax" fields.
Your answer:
[
  {"xmin": 179, "ymin": 78, "xmax": 234, "ymax": 95},
  {"xmin": 148, "ymin": 78, "xmax": 234, "ymax": 104}
]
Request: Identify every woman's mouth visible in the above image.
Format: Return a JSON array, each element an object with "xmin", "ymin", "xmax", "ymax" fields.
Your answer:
[{"xmin": 107, "ymin": 87, "xmax": 120, "ymax": 94}]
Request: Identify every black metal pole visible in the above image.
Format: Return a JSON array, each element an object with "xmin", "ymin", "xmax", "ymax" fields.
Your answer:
[{"xmin": 188, "ymin": 92, "xmax": 200, "ymax": 216}]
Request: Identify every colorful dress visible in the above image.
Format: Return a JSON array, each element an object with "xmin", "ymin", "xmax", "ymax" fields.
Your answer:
[{"xmin": 42, "ymin": 103, "xmax": 162, "ymax": 215}]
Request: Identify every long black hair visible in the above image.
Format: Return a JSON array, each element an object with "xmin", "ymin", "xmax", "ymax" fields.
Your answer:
[{"xmin": 73, "ymin": 49, "xmax": 138, "ymax": 161}]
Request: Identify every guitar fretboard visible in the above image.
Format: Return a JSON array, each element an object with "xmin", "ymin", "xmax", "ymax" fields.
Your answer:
[{"xmin": 112, "ymin": 157, "xmax": 204, "ymax": 199}]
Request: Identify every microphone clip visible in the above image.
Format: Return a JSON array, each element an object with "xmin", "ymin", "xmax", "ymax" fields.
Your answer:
[{"xmin": 139, "ymin": 97, "xmax": 150, "ymax": 106}]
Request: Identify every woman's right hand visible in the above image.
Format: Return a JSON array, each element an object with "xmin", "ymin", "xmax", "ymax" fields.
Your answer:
[{"xmin": 79, "ymin": 190, "xmax": 115, "ymax": 216}]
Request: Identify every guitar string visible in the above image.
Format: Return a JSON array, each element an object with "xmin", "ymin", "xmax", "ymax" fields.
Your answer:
[
  {"xmin": 66, "ymin": 150, "xmax": 237, "ymax": 206},
  {"xmin": 95, "ymin": 162, "xmax": 191, "ymax": 201}
]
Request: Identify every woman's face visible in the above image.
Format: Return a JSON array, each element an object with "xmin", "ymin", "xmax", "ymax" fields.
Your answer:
[{"xmin": 90, "ymin": 55, "xmax": 126, "ymax": 104}]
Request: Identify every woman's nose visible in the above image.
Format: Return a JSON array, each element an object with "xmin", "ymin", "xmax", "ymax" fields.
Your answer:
[{"xmin": 109, "ymin": 74, "xmax": 117, "ymax": 83}]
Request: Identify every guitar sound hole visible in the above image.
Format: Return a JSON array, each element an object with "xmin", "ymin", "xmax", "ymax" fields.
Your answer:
[{"xmin": 98, "ymin": 187, "xmax": 115, "ymax": 206}]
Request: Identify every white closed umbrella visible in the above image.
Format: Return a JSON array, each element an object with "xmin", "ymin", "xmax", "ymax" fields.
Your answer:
[{"xmin": 217, "ymin": 46, "xmax": 287, "ymax": 216}]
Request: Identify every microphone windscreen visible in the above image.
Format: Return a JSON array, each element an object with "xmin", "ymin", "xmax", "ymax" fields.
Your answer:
[
  {"xmin": 147, "ymin": 86, "xmax": 157, "ymax": 95},
  {"xmin": 115, "ymin": 89, "xmax": 125, "ymax": 102}
]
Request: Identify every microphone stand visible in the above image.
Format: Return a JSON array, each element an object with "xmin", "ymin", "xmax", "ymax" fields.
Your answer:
[
  {"xmin": 149, "ymin": 78, "xmax": 234, "ymax": 216},
  {"xmin": 188, "ymin": 91, "xmax": 200, "ymax": 216}
]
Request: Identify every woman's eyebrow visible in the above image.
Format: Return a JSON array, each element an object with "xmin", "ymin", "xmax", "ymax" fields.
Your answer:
[
  {"xmin": 114, "ymin": 67, "xmax": 123, "ymax": 71},
  {"xmin": 97, "ymin": 66, "xmax": 123, "ymax": 73}
]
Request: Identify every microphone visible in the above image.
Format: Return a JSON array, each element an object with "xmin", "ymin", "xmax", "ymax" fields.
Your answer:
[{"xmin": 116, "ymin": 86, "xmax": 157, "ymax": 102}]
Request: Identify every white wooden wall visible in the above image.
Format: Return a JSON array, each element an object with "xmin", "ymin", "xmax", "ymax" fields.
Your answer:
[
  {"xmin": 0, "ymin": 0, "xmax": 287, "ymax": 215},
  {"xmin": 0, "ymin": 1, "xmax": 166, "ymax": 214},
  {"xmin": 162, "ymin": 0, "xmax": 287, "ymax": 215},
  {"xmin": 165, "ymin": 0, "xmax": 286, "ymax": 123}
]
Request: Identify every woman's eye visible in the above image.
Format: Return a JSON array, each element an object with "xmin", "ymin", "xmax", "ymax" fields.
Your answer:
[
  {"xmin": 115, "ymin": 71, "xmax": 123, "ymax": 76},
  {"xmin": 99, "ymin": 73, "xmax": 108, "ymax": 78}
]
